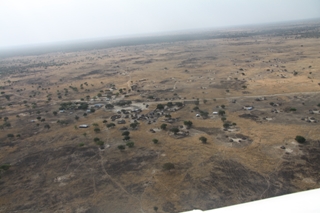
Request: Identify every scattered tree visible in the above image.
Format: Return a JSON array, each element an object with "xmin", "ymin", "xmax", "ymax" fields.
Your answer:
[
  {"xmin": 105, "ymin": 104, "xmax": 114, "ymax": 109},
  {"xmin": 295, "ymin": 136, "xmax": 306, "ymax": 144},
  {"xmin": 184, "ymin": 120, "xmax": 193, "ymax": 129},
  {"xmin": 126, "ymin": 141, "xmax": 134, "ymax": 148},
  {"xmin": 94, "ymin": 127, "xmax": 101, "ymax": 133},
  {"xmin": 152, "ymin": 139, "xmax": 159, "ymax": 144},
  {"xmin": 163, "ymin": 162, "xmax": 175, "ymax": 171},
  {"xmin": 118, "ymin": 145, "xmax": 126, "ymax": 151},
  {"xmin": 130, "ymin": 122, "xmax": 139, "ymax": 129},
  {"xmin": 199, "ymin": 136, "xmax": 207, "ymax": 144},
  {"xmin": 122, "ymin": 131, "xmax": 130, "ymax": 136},
  {"xmin": 170, "ymin": 127, "xmax": 179, "ymax": 135},
  {"xmin": 7, "ymin": 134, "xmax": 14, "ymax": 138},
  {"xmin": 167, "ymin": 102, "xmax": 173, "ymax": 107},
  {"xmin": 123, "ymin": 136, "xmax": 130, "ymax": 141},
  {"xmin": 157, "ymin": 104, "xmax": 164, "ymax": 110},
  {"xmin": 160, "ymin": 123, "xmax": 167, "ymax": 130},
  {"xmin": 107, "ymin": 123, "xmax": 115, "ymax": 128},
  {"xmin": 218, "ymin": 110, "xmax": 225, "ymax": 116}
]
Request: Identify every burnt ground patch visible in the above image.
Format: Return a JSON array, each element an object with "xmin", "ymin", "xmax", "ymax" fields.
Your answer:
[
  {"xmin": 279, "ymin": 140, "xmax": 320, "ymax": 184},
  {"xmin": 193, "ymin": 127, "xmax": 222, "ymax": 135},
  {"xmin": 105, "ymin": 149, "xmax": 158, "ymax": 176},
  {"xmin": 239, "ymin": 113, "xmax": 259, "ymax": 122},
  {"xmin": 179, "ymin": 158, "xmax": 293, "ymax": 211},
  {"xmin": 209, "ymin": 80, "xmax": 246, "ymax": 91}
]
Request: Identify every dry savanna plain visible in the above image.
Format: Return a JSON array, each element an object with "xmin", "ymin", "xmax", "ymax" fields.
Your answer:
[{"xmin": 0, "ymin": 22, "xmax": 320, "ymax": 213}]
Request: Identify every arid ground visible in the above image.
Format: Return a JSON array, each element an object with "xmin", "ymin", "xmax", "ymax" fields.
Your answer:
[{"xmin": 0, "ymin": 22, "xmax": 320, "ymax": 213}]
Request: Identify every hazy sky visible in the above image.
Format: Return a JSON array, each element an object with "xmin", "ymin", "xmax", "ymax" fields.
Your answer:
[{"xmin": 0, "ymin": 0, "xmax": 320, "ymax": 48}]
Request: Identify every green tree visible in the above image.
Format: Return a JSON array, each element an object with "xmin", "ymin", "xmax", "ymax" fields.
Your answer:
[
  {"xmin": 105, "ymin": 104, "xmax": 114, "ymax": 109},
  {"xmin": 157, "ymin": 104, "xmax": 164, "ymax": 110},
  {"xmin": 170, "ymin": 127, "xmax": 179, "ymax": 135},
  {"xmin": 118, "ymin": 145, "xmax": 126, "ymax": 151},
  {"xmin": 123, "ymin": 136, "xmax": 130, "ymax": 141},
  {"xmin": 7, "ymin": 134, "xmax": 14, "ymax": 138},
  {"xmin": 167, "ymin": 102, "xmax": 173, "ymax": 107},
  {"xmin": 126, "ymin": 141, "xmax": 134, "ymax": 148},
  {"xmin": 163, "ymin": 162, "xmax": 175, "ymax": 170},
  {"xmin": 94, "ymin": 127, "xmax": 101, "ymax": 133},
  {"xmin": 295, "ymin": 136, "xmax": 306, "ymax": 144},
  {"xmin": 107, "ymin": 123, "xmax": 115, "ymax": 128},
  {"xmin": 0, "ymin": 164, "xmax": 11, "ymax": 171},
  {"xmin": 160, "ymin": 123, "xmax": 167, "ymax": 130},
  {"xmin": 176, "ymin": 102, "xmax": 183, "ymax": 107},
  {"xmin": 218, "ymin": 110, "xmax": 225, "ymax": 116},
  {"xmin": 130, "ymin": 122, "xmax": 139, "ymax": 129},
  {"xmin": 184, "ymin": 121, "xmax": 193, "ymax": 129},
  {"xmin": 122, "ymin": 131, "xmax": 130, "ymax": 136},
  {"xmin": 199, "ymin": 136, "xmax": 207, "ymax": 144},
  {"xmin": 152, "ymin": 139, "xmax": 159, "ymax": 144}
]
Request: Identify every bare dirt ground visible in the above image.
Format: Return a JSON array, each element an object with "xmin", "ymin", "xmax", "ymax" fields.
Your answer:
[{"xmin": 0, "ymin": 22, "xmax": 320, "ymax": 213}]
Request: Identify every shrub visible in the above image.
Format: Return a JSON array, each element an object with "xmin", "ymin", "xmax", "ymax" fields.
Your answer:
[
  {"xmin": 163, "ymin": 162, "xmax": 174, "ymax": 170},
  {"xmin": 94, "ymin": 128, "xmax": 101, "ymax": 133},
  {"xmin": 118, "ymin": 145, "xmax": 126, "ymax": 151},
  {"xmin": 295, "ymin": 136, "xmax": 306, "ymax": 144},
  {"xmin": 79, "ymin": 142, "xmax": 85, "ymax": 147},
  {"xmin": 96, "ymin": 141, "xmax": 104, "ymax": 146},
  {"xmin": 7, "ymin": 134, "xmax": 14, "ymax": 138},
  {"xmin": 152, "ymin": 139, "xmax": 158, "ymax": 144},
  {"xmin": 126, "ymin": 141, "xmax": 134, "ymax": 148},
  {"xmin": 0, "ymin": 164, "xmax": 11, "ymax": 171}
]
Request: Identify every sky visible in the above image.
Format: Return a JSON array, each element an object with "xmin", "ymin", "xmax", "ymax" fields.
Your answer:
[{"xmin": 0, "ymin": 0, "xmax": 320, "ymax": 48}]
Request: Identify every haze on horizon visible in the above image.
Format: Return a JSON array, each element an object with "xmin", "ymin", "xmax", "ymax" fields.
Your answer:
[{"xmin": 0, "ymin": 0, "xmax": 320, "ymax": 48}]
